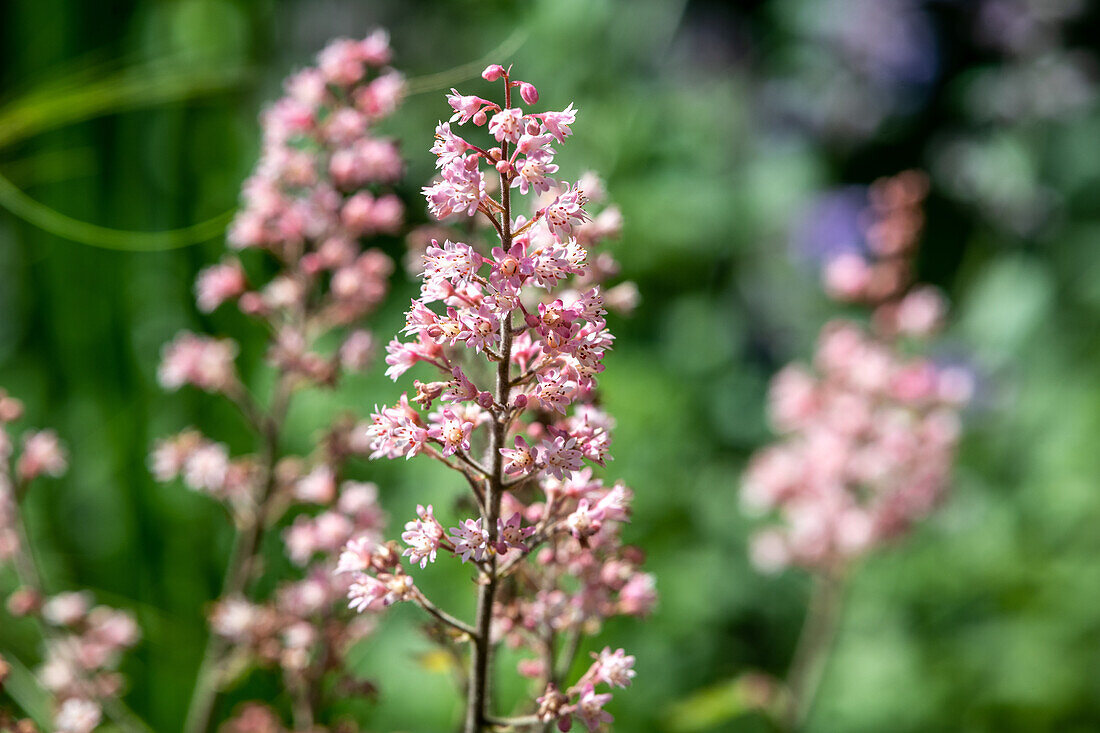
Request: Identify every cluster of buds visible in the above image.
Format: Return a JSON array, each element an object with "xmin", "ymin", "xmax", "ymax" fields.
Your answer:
[
  {"xmin": 159, "ymin": 29, "xmax": 404, "ymax": 397},
  {"xmin": 340, "ymin": 64, "xmax": 652, "ymax": 732},
  {"xmin": 151, "ymin": 31, "xmax": 408, "ymax": 733},
  {"xmin": 1, "ymin": 393, "xmax": 140, "ymax": 733},
  {"xmin": 743, "ymin": 171, "xmax": 972, "ymax": 574}
]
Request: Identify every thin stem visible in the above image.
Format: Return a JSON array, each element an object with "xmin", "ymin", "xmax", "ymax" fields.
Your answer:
[
  {"xmin": 785, "ymin": 571, "xmax": 847, "ymax": 731},
  {"xmin": 9, "ymin": 483, "xmax": 153, "ymax": 733},
  {"xmin": 182, "ymin": 375, "xmax": 293, "ymax": 733},
  {"xmin": 479, "ymin": 206, "xmax": 505, "ymax": 239},
  {"xmin": 415, "ymin": 589, "xmax": 478, "ymax": 637},
  {"xmin": 555, "ymin": 628, "xmax": 582, "ymax": 686},
  {"xmin": 465, "ymin": 74, "xmax": 515, "ymax": 733},
  {"xmin": 289, "ymin": 675, "xmax": 314, "ymax": 732},
  {"xmin": 486, "ymin": 715, "xmax": 541, "ymax": 730}
]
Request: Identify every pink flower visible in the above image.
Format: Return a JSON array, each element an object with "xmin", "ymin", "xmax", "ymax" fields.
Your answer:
[
  {"xmin": 294, "ymin": 465, "xmax": 337, "ymax": 504},
  {"xmin": 482, "ymin": 64, "xmax": 506, "ymax": 81},
  {"xmin": 348, "ymin": 572, "xmax": 414, "ymax": 611},
  {"xmin": 500, "ymin": 435, "xmax": 537, "ymax": 475},
  {"xmin": 158, "ymin": 332, "xmax": 238, "ymax": 393},
  {"xmin": 495, "ymin": 512, "xmax": 535, "ymax": 553},
  {"xmin": 518, "ymin": 82, "xmax": 539, "ymax": 105},
  {"xmin": 488, "ymin": 108, "xmax": 524, "ymax": 143},
  {"xmin": 195, "ymin": 259, "xmax": 246, "ymax": 312},
  {"xmin": 618, "ymin": 573, "xmax": 657, "ymax": 616},
  {"xmin": 283, "ymin": 518, "xmax": 318, "ymax": 566},
  {"xmin": 54, "ymin": 698, "xmax": 101, "ymax": 733},
  {"xmin": 574, "ymin": 685, "xmax": 614, "ymax": 731},
  {"xmin": 357, "ymin": 71, "xmax": 405, "ymax": 118},
  {"xmin": 590, "ymin": 647, "xmax": 636, "ymax": 689},
  {"xmin": 514, "ymin": 148, "xmax": 559, "ymax": 195},
  {"xmin": 339, "ymin": 330, "xmax": 376, "ymax": 371},
  {"xmin": 318, "ymin": 38, "xmax": 367, "ymax": 86},
  {"xmin": 181, "ymin": 442, "xmax": 229, "ymax": 494},
  {"xmin": 541, "ymin": 184, "xmax": 590, "ymax": 242},
  {"xmin": 566, "ymin": 499, "xmax": 603, "ymax": 540},
  {"xmin": 458, "ymin": 304, "xmax": 500, "ymax": 353},
  {"xmin": 41, "ymin": 592, "xmax": 91, "ymax": 627},
  {"xmin": 431, "ymin": 122, "xmax": 470, "ymax": 166},
  {"xmin": 535, "ymin": 368, "xmax": 575, "ymax": 414},
  {"xmin": 401, "ymin": 504, "xmax": 444, "ymax": 568},
  {"xmin": 365, "ymin": 397, "xmax": 428, "ymax": 459},
  {"xmin": 446, "ymin": 89, "xmax": 490, "ymax": 125},
  {"xmin": 894, "ymin": 285, "xmax": 947, "ymax": 337},
  {"xmin": 358, "ymin": 29, "xmax": 392, "ymax": 66},
  {"xmin": 210, "ymin": 597, "xmax": 260, "ymax": 641},
  {"xmin": 337, "ymin": 536, "xmax": 377, "ymax": 575},
  {"xmin": 428, "ymin": 408, "xmax": 474, "ymax": 456},
  {"xmin": 823, "ymin": 253, "xmax": 871, "ymax": 301},
  {"xmin": 422, "ymin": 239, "xmax": 483, "ymax": 288},
  {"xmin": 423, "ymin": 155, "xmax": 486, "ymax": 219},
  {"xmin": 538, "ymin": 104, "xmax": 577, "ymax": 143},
  {"xmin": 448, "ymin": 518, "xmax": 490, "ymax": 563},
  {"xmin": 539, "ymin": 433, "xmax": 585, "ymax": 479},
  {"xmin": 490, "ymin": 242, "xmax": 535, "ymax": 290},
  {"xmin": 17, "ymin": 430, "xmax": 67, "ymax": 481}
]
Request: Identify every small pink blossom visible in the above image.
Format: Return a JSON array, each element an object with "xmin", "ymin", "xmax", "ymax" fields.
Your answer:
[
  {"xmin": 401, "ymin": 504, "xmax": 445, "ymax": 568},
  {"xmin": 538, "ymin": 104, "xmax": 577, "ymax": 143},
  {"xmin": 574, "ymin": 685, "xmax": 614, "ymax": 731},
  {"xmin": 446, "ymin": 89, "xmax": 490, "ymax": 125},
  {"xmin": 500, "ymin": 435, "xmax": 537, "ymax": 475},
  {"xmin": 337, "ymin": 536, "xmax": 377, "ymax": 575},
  {"xmin": 541, "ymin": 184, "xmax": 590, "ymax": 242},
  {"xmin": 539, "ymin": 433, "xmax": 585, "ymax": 480},
  {"xmin": 495, "ymin": 512, "xmax": 535, "ymax": 553},
  {"xmin": 590, "ymin": 647, "xmax": 636, "ymax": 689},
  {"xmin": 17, "ymin": 429, "xmax": 67, "ymax": 481},
  {"xmin": 428, "ymin": 408, "xmax": 474, "ymax": 456},
  {"xmin": 54, "ymin": 698, "xmax": 101, "ymax": 733},
  {"xmin": 448, "ymin": 518, "xmax": 490, "ymax": 563},
  {"xmin": 294, "ymin": 465, "xmax": 337, "ymax": 504},
  {"xmin": 158, "ymin": 332, "xmax": 238, "ymax": 393},
  {"xmin": 488, "ymin": 108, "xmax": 525, "ymax": 143},
  {"xmin": 195, "ymin": 259, "xmax": 246, "ymax": 312}
]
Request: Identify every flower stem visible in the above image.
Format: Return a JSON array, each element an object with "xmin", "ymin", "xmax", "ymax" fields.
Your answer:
[
  {"xmin": 785, "ymin": 571, "xmax": 846, "ymax": 730},
  {"xmin": 9, "ymin": 482, "xmax": 153, "ymax": 733},
  {"xmin": 465, "ymin": 77, "xmax": 514, "ymax": 732},
  {"xmin": 182, "ymin": 377, "xmax": 291, "ymax": 733}
]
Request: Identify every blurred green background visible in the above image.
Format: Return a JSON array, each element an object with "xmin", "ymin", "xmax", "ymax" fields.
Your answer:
[{"xmin": 3, "ymin": 0, "xmax": 1100, "ymax": 731}]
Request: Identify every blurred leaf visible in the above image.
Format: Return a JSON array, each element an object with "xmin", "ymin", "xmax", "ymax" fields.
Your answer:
[{"xmin": 1, "ymin": 653, "xmax": 52, "ymax": 729}]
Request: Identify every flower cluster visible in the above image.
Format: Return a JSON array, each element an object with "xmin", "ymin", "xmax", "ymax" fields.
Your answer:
[
  {"xmin": 341, "ymin": 64, "xmax": 651, "ymax": 732},
  {"xmin": 744, "ymin": 171, "xmax": 971, "ymax": 574},
  {"xmin": 33, "ymin": 594, "xmax": 141, "ymax": 733},
  {"xmin": 205, "ymin": 476, "xmax": 387, "ymax": 703},
  {"xmin": 151, "ymin": 31, "xmax": 407, "ymax": 733},
  {"xmin": 1, "ymin": 392, "xmax": 140, "ymax": 733},
  {"xmin": 159, "ymin": 29, "xmax": 403, "ymax": 398}
]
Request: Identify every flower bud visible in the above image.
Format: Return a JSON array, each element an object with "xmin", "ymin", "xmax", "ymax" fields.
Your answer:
[
  {"xmin": 238, "ymin": 292, "xmax": 266, "ymax": 315},
  {"xmin": 481, "ymin": 64, "xmax": 505, "ymax": 81},
  {"xmin": 519, "ymin": 82, "xmax": 539, "ymax": 105}
]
